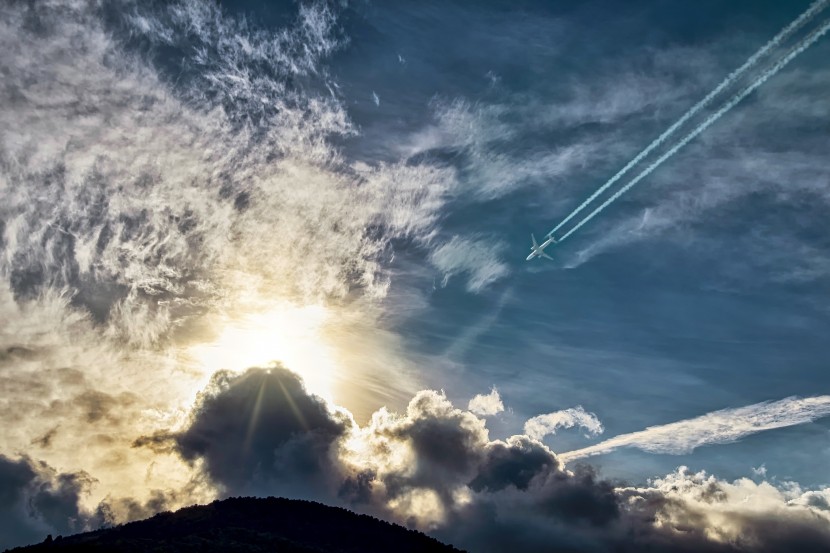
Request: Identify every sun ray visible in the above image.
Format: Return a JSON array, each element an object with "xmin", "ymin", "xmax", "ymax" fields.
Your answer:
[{"xmin": 242, "ymin": 375, "xmax": 269, "ymax": 457}]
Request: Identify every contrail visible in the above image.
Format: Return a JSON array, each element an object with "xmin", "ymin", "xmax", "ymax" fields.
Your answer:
[
  {"xmin": 546, "ymin": 0, "xmax": 830, "ymax": 239},
  {"xmin": 558, "ymin": 395, "xmax": 830, "ymax": 463},
  {"xmin": 558, "ymin": 17, "xmax": 830, "ymax": 242}
]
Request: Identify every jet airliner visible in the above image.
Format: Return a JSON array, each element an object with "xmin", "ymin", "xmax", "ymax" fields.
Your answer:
[{"xmin": 526, "ymin": 234, "xmax": 556, "ymax": 261}]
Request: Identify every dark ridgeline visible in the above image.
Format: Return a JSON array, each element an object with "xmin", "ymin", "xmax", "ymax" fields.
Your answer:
[{"xmin": 6, "ymin": 497, "xmax": 464, "ymax": 553}]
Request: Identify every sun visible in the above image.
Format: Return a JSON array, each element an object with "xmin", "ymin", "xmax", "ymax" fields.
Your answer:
[{"xmin": 186, "ymin": 302, "xmax": 340, "ymax": 402}]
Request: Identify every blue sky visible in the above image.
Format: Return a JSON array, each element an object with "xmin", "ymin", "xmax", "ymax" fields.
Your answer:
[
  {"xmin": 1, "ymin": 0, "xmax": 829, "ymax": 550},
  {"xmin": 324, "ymin": 0, "xmax": 830, "ymax": 486}
]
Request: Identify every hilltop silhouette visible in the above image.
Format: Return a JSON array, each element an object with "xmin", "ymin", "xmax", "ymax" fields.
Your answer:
[{"xmin": 6, "ymin": 496, "xmax": 464, "ymax": 553}]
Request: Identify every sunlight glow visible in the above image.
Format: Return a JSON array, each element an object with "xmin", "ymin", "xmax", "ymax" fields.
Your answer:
[{"xmin": 187, "ymin": 303, "xmax": 340, "ymax": 401}]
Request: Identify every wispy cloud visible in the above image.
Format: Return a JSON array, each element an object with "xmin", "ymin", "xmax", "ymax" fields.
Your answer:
[
  {"xmin": 563, "ymin": 65, "xmax": 830, "ymax": 276},
  {"xmin": 0, "ymin": 0, "xmax": 453, "ymax": 346},
  {"xmin": 400, "ymin": 98, "xmax": 603, "ymax": 201},
  {"xmin": 429, "ymin": 235, "xmax": 509, "ymax": 292},
  {"xmin": 560, "ymin": 396, "xmax": 830, "ymax": 462}
]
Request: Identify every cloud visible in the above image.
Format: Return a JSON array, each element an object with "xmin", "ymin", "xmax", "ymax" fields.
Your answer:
[
  {"xmin": 468, "ymin": 387, "xmax": 505, "ymax": 416},
  {"xmin": 562, "ymin": 59, "xmax": 830, "ymax": 275},
  {"xmin": 2, "ymin": 2, "xmax": 829, "ymax": 551},
  {"xmin": 138, "ymin": 369, "xmax": 830, "ymax": 552},
  {"xmin": 0, "ymin": 0, "xmax": 452, "ymax": 539},
  {"xmin": 752, "ymin": 464, "xmax": 768, "ymax": 478},
  {"xmin": 0, "ymin": 455, "xmax": 94, "ymax": 550},
  {"xmin": 0, "ymin": 453, "xmax": 209, "ymax": 550},
  {"xmin": 791, "ymin": 489, "xmax": 830, "ymax": 511},
  {"xmin": 400, "ymin": 98, "xmax": 603, "ymax": 201},
  {"xmin": 169, "ymin": 366, "xmax": 352, "ymax": 499},
  {"xmin": 560, "ymin": 396, "xmax": 830, "ymax": 462},
  {"xmin": 614, "ymin": 467, "xmax": 830, "ymax": 553},
  {"xmin": 338, "ymin": 389, "xmax": 494, "ymax": 524},
  {"xmin": 396, "ymin": 42, "xmax": 721, "ymax": 206},
  {"xmin": 393, "ymin": 21, "xmax": 830, "ymax": 283},
  {"xmin": 524, "ymin": 406, "xmax": 604, "ymax": 440},
  {"xmin": 565, "ymin": 144, "xmax": 830, "ymax": 274},
  {"xmin": 430, "ymin": 235, "xmax": 510, "ymax": 292},
  {"xmin": 345, "ymin": 390, "xmax": 830, "ymax": 552},
  {"xmin": 145, "ymin": 369, "xmax": 592, "ymax": 531},
  {"xmin": 0, "ymin": 0, "xmax": 453, "ymax": 347}
]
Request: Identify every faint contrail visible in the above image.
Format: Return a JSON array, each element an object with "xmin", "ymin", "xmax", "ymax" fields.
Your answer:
[
  {"xmin": 558, "ymin": 17, "xmax": 830, "ymax": 242},
  {"xmin": 558, "ymin": 395, "xmax": 830, "ymax": 463},
  {"xmin": 546, "ymin": 0, "xmax": 830, "ymax": 239}
]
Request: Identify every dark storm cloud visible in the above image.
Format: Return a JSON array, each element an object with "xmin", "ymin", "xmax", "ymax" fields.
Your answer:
[
  {"xmin": 378, "ymin": 390, "xmax": 488, "ymax": 496},
  {"xmin": 469, "ymin": 436, "xmax": 557, "ymax": 493},
  {"xmin": 0, "ymin": 455, "xmax": 92, "ymax": 550},
  {"xmin": 355, "ymin": 396, "xmax": 623, "ymax": 548},
  {"xmin": 148, "ymin": 366, "xmax": 351, "ymax": 498}
]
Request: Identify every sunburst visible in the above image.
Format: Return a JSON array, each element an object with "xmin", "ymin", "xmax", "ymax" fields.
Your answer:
[{"xmin": 186, "ymin": 302, "xmax": 339, "ymax": 402}]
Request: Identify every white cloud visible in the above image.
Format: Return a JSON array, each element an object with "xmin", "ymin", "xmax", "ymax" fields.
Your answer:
[
  {"xmin": 468, "ymin": 387, "xmax": 504, "ymax": 416},
  {"xmin": 524, "ymin": 406, "xmax": 604, "ymax": 440},
  {"xmin": 0, "ymin": 0, "xmax": 454, "ymax": 347},
  {"xmin": 399, "ymin": 98, "xmax": 603, "ymax": 200},
  {"xmin": 560, "ymin": 395, "xmax": 830, "ymax": 462},
  {"xmin": 617, "ymin": 466, "xmax": 830, "ymax": 549},
  {"xmin": 429, "ymin": 235, "xmax": 509, "ymax": 292}
]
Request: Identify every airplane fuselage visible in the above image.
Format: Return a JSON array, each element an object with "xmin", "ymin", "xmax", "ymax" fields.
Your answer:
[{"xmin": 526, "ymin": 235, "xmax": 556, "ymax": 261}]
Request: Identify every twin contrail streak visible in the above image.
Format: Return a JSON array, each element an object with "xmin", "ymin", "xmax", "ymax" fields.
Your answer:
[
  {"xmin": 546, "ymin": 0, "xmax": 829, "ymax": 239},
  {"xmin": 556, "ymin": 16, "xmax": 830, "ymax": 242}
]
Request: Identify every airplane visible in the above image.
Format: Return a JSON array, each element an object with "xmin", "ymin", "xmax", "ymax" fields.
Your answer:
[{"xmin": 526, "ymin": 234, "xmax": 556, "ymax": 261}]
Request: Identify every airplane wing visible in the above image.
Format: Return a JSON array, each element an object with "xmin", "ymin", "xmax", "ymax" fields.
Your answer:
[{"xmin": 541, "ymin": 252, "xmax": 554, "ymax": 261}]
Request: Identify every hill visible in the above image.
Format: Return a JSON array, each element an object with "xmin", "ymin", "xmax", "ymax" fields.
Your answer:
[{"xmin": 6, "ymin": 496, "xmax": 464, "ymax": 553}]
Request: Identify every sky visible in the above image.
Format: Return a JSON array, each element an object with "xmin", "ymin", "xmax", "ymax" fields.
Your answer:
[{"xmin": 1, "ymin": 0, "xmax": 830, "ymax": 551}]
